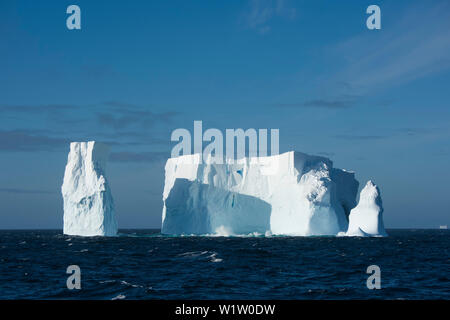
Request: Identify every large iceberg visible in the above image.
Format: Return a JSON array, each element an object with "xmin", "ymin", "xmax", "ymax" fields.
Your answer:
[
  {"xmin": 162, "ymin": 151, "xmax": 359, "ymax": 236},
  {"xmin": 346, "ymin": 180, "xmax": 387, "ymax": 237},
  {"xmin": 61, "ymin": 141, "xmax": 117, "ymax": 236}
]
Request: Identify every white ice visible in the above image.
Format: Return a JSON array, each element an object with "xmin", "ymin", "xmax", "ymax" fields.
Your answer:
[
  {"xmin": 162, "ymin": 151, "xmax": 359, "ymax": 236},
  {"xmin": 346, "ymin": 180, "xmax": 387, "ymax": 237},
  {"xmin": 61, "ymin": 141, "xmax": 117, "ymax": 236}
]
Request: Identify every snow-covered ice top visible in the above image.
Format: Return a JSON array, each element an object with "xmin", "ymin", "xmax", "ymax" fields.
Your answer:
[
  {"xmin": 162, "ymin": 151, "xmax": 359, "ymax": 236},
  {"xmin": 346, "ymin": 180, "xmax": 387, "ymax": 237},
  {"xmin": 61, "ymin": 141, "xmax": 117, "ymax": 236}
]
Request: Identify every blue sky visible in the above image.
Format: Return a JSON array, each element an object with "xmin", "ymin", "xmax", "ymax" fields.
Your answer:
[{"xmin": 0, "ymin": 0, "xmax": 449, "ymax": 229}]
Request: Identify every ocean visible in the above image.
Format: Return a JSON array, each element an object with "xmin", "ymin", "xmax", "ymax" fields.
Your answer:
[{"xmin": 0, "ymin": 229, "xmax": 448, "ymax": 299}]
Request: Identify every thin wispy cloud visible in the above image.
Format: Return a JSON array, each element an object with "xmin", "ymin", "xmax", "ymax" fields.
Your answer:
[
  {"xmin": 334, "ymin": 126, "xmax": 439, "ymax": 141},
  {"xmin": 0, "ymin": 101, "xmax": 179, "ymax": 152},
  {"xmin": 0, "ymin": 104, "xmax": 76, "ymax": 114},
  {"xmin": 398, "ymin": 128, "xmax": 434, "ymax": 136},
  {"xmin": 332, "ymin": 1, "xmax": 450, "ymax": 93},
  {"xmin": 110, "ymin": 151, "xmax": 168, "ymax": 163},
  {"xmin": 0, "ymin": 188, "xmax": 55, "ymax": 195},
  {"xmin": 96, "ymin": 101, "xmax": 179, "ymax": 130},
  {"xmin": 276, "ymin": 2, "xmax": 450, "ymax": 112},
  {"xmin": 243, "ymin": 0, "xmax": 296, "ymax": 34},
  {"xmin": 0, "ymin": 103, "xmax": 85, "ymax": 126},
  {"xmin": 276, "ymin": 95, "xmax": 358, "ymax": 109},
  {"xmin": 0, "ymin": 130, "xmax": 68, "ymax": 151},
  {"xmin": 334, "ymin": 134, "xmax": 387, "ymax": 141}
]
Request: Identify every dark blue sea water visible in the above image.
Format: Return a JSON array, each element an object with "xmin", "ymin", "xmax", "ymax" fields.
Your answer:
[{"xmin": 0, "ymin": 229, "xmax": 448, "ymax": 300}]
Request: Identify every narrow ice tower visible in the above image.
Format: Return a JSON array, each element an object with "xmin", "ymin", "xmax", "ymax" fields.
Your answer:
[
  {"xmin": 62, "ymin": 141, "xmax": 117, "ymax": 236},
  {"xmin": 346, "ymin": 180, "xmax": 387, "ymax": 237}
]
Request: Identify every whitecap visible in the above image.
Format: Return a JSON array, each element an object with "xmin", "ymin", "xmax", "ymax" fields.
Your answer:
[
  {"xmin": 99, "ymin": 280, "xmax": 116, "ymax": 284},
  {"xmin": 120, "ymin": 281, "xmax": 144, "ymax": 288},
  {"xmin": 177, "ymin": 251, "xmax": 209, "ymax": 258},
  {"xmin": 208, "ymin": 252, "xmax": 223, "ymax": 263}
]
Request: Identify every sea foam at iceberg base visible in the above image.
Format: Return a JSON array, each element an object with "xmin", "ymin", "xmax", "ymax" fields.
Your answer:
[
  {"xmin": 162, "ymin": 151, "xmax": 387, "ymax": 237},
  {"xmin": 62, "ymin": 141, "xmax": 117, "ymax": 236}
]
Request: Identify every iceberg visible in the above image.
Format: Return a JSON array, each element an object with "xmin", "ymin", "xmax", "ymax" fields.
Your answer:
[
  {"xmin": 61, "ymin": 141, "xmax": 117, "ymax": 236},
  {"xmin": 163, "ymin": 179, "xmax": 271, "ymax": 235},
  {"xmin": 162, "ymin": 151, "xmax": 359, "ymax": 236},
  {"xmin": 346, "ymin": 180, "xmax": 387, "ymax": 237}
]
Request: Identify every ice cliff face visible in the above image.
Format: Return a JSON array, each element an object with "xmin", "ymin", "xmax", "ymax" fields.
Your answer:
[
  {"xmin": 346, "ymin": 180, "xmax": 387, "ymax": 237},
  {"xmin": 162, "ymin": 151, "xmax": 359, "ymax": 236},
  {"xmin": 62, "ymin": 141, "xmax": 117, "ymax": 236}
]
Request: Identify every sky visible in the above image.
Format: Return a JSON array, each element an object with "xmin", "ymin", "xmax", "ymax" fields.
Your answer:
[{"xmin": 0, "ymin": 0, "xmax": 449, "ymax": 229}]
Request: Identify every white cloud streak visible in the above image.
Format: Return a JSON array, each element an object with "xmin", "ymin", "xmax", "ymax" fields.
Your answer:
[
  {"xmin": 332, "ymin": 1, "xmax": 450, "ymax": 93},
  {"xmin": 243, "ymin": 0, "xmax": 296, "ymax": 34}
]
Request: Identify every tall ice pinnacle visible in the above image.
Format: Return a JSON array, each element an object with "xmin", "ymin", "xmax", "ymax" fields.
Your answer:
[
  {"xmin": 61, "ymin": 141, "xmax": 117, "ymax": 236},
  {"xmin": 346, "ymin": 180, "xmax": 387, "ymax": 237}
]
